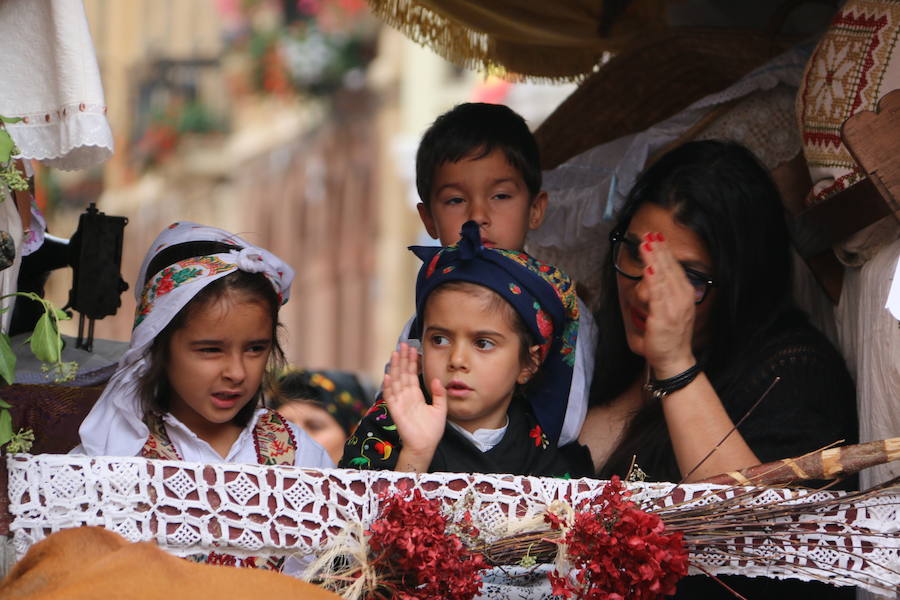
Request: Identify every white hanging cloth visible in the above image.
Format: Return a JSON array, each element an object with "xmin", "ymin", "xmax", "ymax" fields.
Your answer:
[{"xmin": 0, "ymin": 0, "xmax": 113, "ymax": 170}]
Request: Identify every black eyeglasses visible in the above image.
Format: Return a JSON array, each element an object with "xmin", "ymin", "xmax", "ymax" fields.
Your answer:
[{"xmin": 609, "ymin": 230, "xmax": 715, "ymax": 305}]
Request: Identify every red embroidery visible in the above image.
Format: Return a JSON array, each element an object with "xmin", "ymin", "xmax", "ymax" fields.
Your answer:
[{"xmin": 253, "ymin": 410, "xmax": 297, "ymax": 466}]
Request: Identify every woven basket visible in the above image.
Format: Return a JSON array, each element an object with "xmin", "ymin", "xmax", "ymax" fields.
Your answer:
[{"xmin": 535, "ymin": 28, "xmax": 798, "ymax": 169}]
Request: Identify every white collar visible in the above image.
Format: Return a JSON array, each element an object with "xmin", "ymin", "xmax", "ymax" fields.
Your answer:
[{"xmin": 447, "ymin": 417, "xmax": 509, "ymax": 453}]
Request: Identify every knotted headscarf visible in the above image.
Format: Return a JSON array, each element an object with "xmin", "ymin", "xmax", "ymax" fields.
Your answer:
[
  {"xmin": 278, "ymin": 369, "xmax": 373, "ymax": 435},
  {"xmin": 409, "ymin": 221, "xmax": 579, "ymax": 443},
  {"xmin": 77, "ymin": 222, "xmax": 294, "ymax": 456}
]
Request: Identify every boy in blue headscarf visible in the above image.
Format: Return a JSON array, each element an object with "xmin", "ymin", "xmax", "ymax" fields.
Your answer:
[
  {"xmin": 395, "ymin": 102, "xmax": 597, "ymax": 448},
  {"xmin": 341, "ymin": 222, "xmax": 592, "ymax": 477}
]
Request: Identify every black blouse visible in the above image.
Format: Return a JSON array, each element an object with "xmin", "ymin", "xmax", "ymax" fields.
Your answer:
[{"xmin": 597, "ymin": 318, "xmax": 859, "ymax": 600}]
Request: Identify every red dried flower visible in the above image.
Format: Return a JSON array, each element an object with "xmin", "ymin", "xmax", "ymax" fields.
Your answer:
[
  {"xmin": 546, "ymin": 477, "xmax": 688, "ymax": 600},
  {"xmin": 366, "ymin": 489, "xmax": 488, "ymax": 600}
]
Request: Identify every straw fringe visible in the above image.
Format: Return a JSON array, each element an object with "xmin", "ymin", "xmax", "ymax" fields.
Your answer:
[
  {"xmin": 301, "ymin": 522, "xmax": 374, "ymax": 600},
  {"xmin": 367, "ymin": 0, "xmax": 607, "ymax": 82}
]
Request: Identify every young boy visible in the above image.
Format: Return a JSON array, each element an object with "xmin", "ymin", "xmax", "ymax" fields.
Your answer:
[{"xmin": 398, "ymin": 102, "xmax": 596, "ymax": 446}]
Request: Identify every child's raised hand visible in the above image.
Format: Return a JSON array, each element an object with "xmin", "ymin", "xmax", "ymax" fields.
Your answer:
[{"xmin": 383, "ymin": 342, "xmax": 447, "ymax": 470}]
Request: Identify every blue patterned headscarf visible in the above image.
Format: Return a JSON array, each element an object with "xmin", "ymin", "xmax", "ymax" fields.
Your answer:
[{"xmin": 409, "ymin": 221, "xmax": 579, "ymax": 443}]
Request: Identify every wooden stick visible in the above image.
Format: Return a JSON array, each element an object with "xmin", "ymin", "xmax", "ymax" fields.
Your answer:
[
  {"xmin": 697, "ymin": 438, "xmax": 900, "ymax": 486},
  {"xmin": 679, "ymin": 377, "xmax": 781, "ymax": 483}
]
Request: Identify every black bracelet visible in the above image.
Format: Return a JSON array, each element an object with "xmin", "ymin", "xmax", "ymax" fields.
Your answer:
[{"xmin": 644, "ymin": 364, "xmax": 701, "ymax": 400}]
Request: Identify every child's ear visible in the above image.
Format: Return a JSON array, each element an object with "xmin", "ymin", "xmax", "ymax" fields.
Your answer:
[
  {"xmin": 417, "ymin": 202, "xmax": 440, "ymax": 240},
  {"xmin": 528, "ymin": 191, "xmax": 548, "ymax": 230},
  {"xmin": 517, "ymin": 345, "xmax": 542, "ymax": 384}
]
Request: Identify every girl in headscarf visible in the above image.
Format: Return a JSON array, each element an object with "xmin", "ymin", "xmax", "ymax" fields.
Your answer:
[
  {"xmin": 75, "ymin": 221, "xmax": 333, "ymax": 470},
  {"xmin": 273, "ymin": 369, "xmax": 373, "ymax": 464},
  {"xmin": 339, "ymin": 221, "xmax": 592, "ymax": 478}
]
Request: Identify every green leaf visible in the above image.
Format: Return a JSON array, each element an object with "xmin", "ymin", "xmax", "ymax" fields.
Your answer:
[
  {"xmin": 54, "ymin": 308, "xmax": 71, "ymax": 321},
  {"xmin": 0, "ymin": 130, "xmax": 15, "ymax": 164},
  {"xmin": 0, "ymin": 116, "xmax": 23, "ymax": 124},
  {"xmin": 348, "ymin": 457, "xmax": 369, "ymax": 467},
  {"xmin": 27, "ymin": 312, "xmax": 62, "ymax": 364},
  {"xmin": 0, "ymin": 409, "xmax": 12, "ymax": 448},
  {"xmin": 0, "ymin": 332, "xmax": 15, "ymax": 385},
  {"xmin": 0, "ymin": 398, "xmax": 10, "ymax": 409}
]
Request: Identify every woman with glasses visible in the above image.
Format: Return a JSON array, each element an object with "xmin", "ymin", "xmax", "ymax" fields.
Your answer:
[{"xmin": 578, "ymin": 140, "xmax": 857, "ymax": 487}]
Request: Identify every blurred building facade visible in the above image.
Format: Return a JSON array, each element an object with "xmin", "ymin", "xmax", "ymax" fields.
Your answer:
[{"xmin": 42, "ymin": 1, "xmax": 569, "ymax": 380}]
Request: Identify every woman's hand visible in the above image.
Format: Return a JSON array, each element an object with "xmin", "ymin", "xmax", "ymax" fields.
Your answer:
[
  {"xmin": 637, "ymin": 233, "xmax": 759, "ymax": 480},
  {"xmin": 383, "ymin": 342, "xmax": 447, "ymax": 472},
  {"xmin": 639, "ymin": 232, "xmax": 697, "ymax": 379}
]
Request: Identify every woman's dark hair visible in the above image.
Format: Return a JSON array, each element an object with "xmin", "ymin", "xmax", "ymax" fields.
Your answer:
[
  {"xmin": 137, "ymin": 268, "xmax": 285, "ymax": 429},
  {"xmin": 591, "ymin": 140, "xmax": 794, "ymax": 480}
]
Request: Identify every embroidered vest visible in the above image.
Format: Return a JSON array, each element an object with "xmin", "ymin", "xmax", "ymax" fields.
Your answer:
[
  {"xmin": 140, "ymin": 409, "xmax": 297, "ymax": 465},
  {"xmin": 140, "ymin": 409, "xmax": 298, "ymax": 572}
]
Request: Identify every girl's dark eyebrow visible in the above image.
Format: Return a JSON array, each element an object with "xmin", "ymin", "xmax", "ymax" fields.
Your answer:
[
  {"xmin": 424, "ymin": 325, "xmax": 505, "ymax": 340},
  {"xmin": 189, "ymin": 338, "xmax": 272, "ymax": 346},
  {"xmin": 473, "ymin": 329, "xmax": 504, "ymax": 337}
]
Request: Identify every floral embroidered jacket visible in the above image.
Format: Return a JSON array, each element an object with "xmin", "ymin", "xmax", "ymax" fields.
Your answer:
[{"xmin": 339, "ymin": 399, "xmax": 592, "ymax": 478}]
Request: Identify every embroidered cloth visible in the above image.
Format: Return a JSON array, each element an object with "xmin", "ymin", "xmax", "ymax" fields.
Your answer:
[
  {"xmin": 6, "ymin": 455, "xmax": 900, "ymax": 597},
  {"xmin": 797, "ymin": 0, "xmax": 900, "ymax": 265},
  {"xmin": 141, "ymin": 409, "xmax": 298, "ymax": 467}
]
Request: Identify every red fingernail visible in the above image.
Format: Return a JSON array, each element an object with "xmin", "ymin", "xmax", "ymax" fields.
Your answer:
[
  {"xmin": 643, "ymin": 242, "xmax": 653, "ymax": 252},
  {"xmin": 656, "ymin": 232, "xmax": 665, "ymax": 242},
  {"xmin": 644, "ymin": 232, "xmax": 653, "ymax": 242},
  {"xmin": 647, "ymin": 265, "xmax": 655, "ymax": 275}
]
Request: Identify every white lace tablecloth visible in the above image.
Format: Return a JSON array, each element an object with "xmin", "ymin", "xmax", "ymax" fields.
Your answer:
[{"xmin": 7, "ymin": 454, "xmax": 900, "ymax": 597}]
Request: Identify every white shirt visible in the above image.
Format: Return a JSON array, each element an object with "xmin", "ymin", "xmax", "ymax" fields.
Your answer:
[
  {"xmin": 447, "ymin": 418, "xmax": 509, "ymax": 453},
  {"xmin": 396, "ymin": 296, "xmax": 597, "ymax": 446},
  {"xmin": 73, "ymin": 408, "xmax": 335, "ymax": 469}
]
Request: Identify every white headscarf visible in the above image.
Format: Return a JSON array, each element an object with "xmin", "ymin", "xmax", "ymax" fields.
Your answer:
[{"xmin": 77, "ymin": 222, "xmax": 295, "ymax": 456}]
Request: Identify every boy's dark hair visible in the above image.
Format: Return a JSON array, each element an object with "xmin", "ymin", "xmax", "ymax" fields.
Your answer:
[
  {"xmin": 138, "ymin": 269, "xmax": 286, "ymax": 429},
  {"xmin": 415, "ymin": 103, "xmax": 542, "ymax": 207}
]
